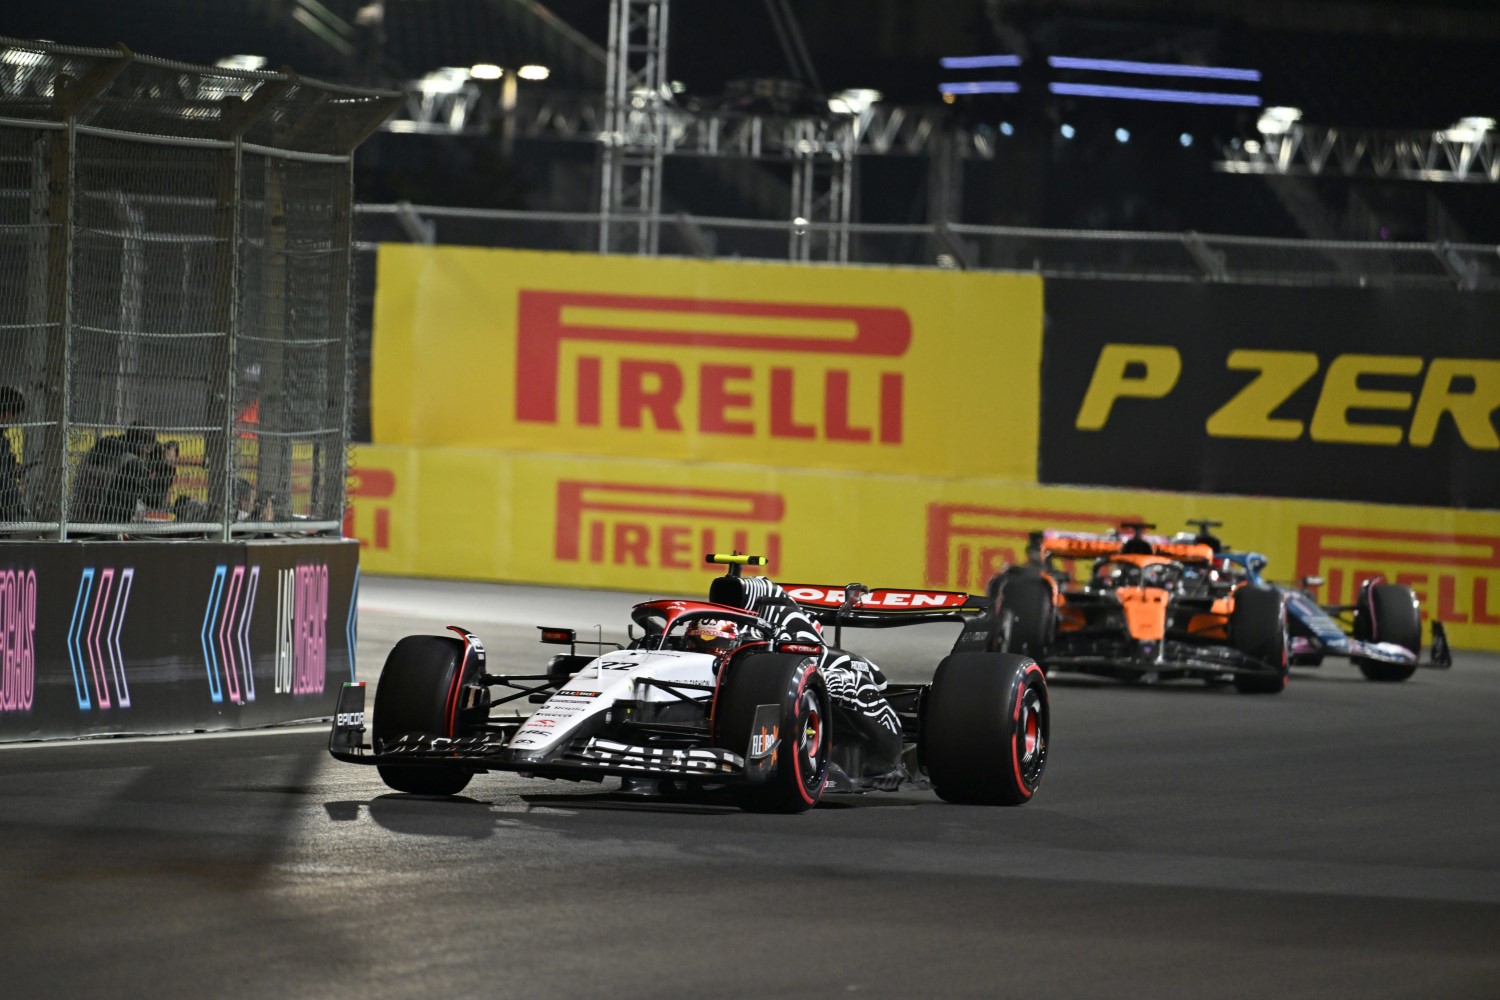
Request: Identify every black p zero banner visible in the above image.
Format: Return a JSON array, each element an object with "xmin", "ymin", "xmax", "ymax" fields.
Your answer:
[
  {"xmin": 0, "ymin": 538, "xmax": 358, "ymax": 742},
  {"xmin": 1039, "ymin": 278, "xmax": 1500, "ymax": 509}
]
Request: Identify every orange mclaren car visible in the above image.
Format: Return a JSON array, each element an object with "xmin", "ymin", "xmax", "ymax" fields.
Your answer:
[{"xmin": 990, "ymin": 523, "xmax": 1290, "ymax": 694}]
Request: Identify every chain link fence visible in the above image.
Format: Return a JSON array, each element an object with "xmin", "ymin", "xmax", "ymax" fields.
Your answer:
[
  {"xmin": 353, "ymin": 203, "xmax": 1500, "ymax": 290},
  {"xmin": 0, "ymin": 37, "xmax": 398, "ymax": 538}
]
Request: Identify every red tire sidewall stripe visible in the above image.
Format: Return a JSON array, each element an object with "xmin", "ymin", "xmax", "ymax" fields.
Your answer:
[
  {"xmin": 444, "ymin": 638, "xmax": 471, "ymax": 738},
  {"xmin": 1009, "ymin": 662, "xmax": 1045, "ymax": 799},
  {"xmin": 789, "ymin": 660, "xmax": 822, "ymax": 806}
]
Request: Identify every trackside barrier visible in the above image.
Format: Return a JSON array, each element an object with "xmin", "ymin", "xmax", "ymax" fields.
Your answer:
[
  {"xmin": 0, "ymin": 538, "xmax": 358, "ymax": 742},
  {"xmin": 346, "ymin": 444, "xmax": 1500, "ymax": 652}
]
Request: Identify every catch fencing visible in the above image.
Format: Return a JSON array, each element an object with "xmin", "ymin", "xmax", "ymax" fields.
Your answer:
[
  {"xmin": 0, "ymin": 37, "xmax": 398, "ymax": 539},
  {"xmin": 352, "ymin": 203, "xmax": 1500, "ymax": 291}
]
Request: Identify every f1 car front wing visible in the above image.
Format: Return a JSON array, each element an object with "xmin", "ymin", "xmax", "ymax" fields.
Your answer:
[{"xmin": 328, "ymin": 682, "xmax": 750, "ymax": 783}]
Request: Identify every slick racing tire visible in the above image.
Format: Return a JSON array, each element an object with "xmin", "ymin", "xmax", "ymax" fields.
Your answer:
[
  {"xmin": 1353, "ymin": 583, "xmax": 1421, "ymax": 683},
  {"xmin": 996, "ymin": 574, "xmax": 1055, "ymax": 660},
  {"xmin": 373, "ymin": 635, "xmax": 475, "ymax": 796},
  {"xmin": 1230, "ymin": 586, "xmax": 1289, "ymax": 695},
  {"xmin": 714, "ymin": 652, "xmax": 830, "ymax": 814},
  {"xmin": 924, "ymin": 652, "xmax": 1048, "ymax": 806}
]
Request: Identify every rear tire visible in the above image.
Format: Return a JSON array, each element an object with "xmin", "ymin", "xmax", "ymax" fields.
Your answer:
[
  {"xmin": 373, "ymin": 635, "xmax": 475, "ymax": 796},
  {"xmin": 714, "ymin": 652, "xmax": 830, "ymax": 813},
  {"xmin": 1230, "ymin": 586, "xmax": 1288, "ymax": 695},
  {"xmin": 1353, "ymin": 583, "xmax": 1421, "ymax": 683},
  {"xmin": 996, "ymin": 574, "xmax": 1055, "ymax": 659},
  {"xmin": 924, "ymin": 652, "xmax": 1048, "ymax": 805}
]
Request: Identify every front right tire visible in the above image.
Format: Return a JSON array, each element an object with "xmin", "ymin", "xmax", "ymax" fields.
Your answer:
[{"xmin": 714, "ymin": 652, "xmax": 831, "ymax": 813}]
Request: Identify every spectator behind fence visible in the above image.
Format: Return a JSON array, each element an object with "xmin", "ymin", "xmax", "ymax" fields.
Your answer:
[
  {"xmin": 0, "ymin": 387, "xmax": 25, "ymax": 527},
  {"xmin": 70, "ymin": 423, "xmax": 157, "ymax": 525},
  {"xmin": 142, "ymin": 439, "xmax": 179, "ymax": 512}
]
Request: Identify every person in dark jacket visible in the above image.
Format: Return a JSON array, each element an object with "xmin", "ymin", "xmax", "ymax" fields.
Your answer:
[
  {"xmin": 70, "ymin": 424, "xmax": 156, "ymax": 526},
  {"xmin": 0, "ymin": 387, "xmax": 25, "ymax": 528}
]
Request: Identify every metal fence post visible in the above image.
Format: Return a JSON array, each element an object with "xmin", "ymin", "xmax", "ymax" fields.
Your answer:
[{"xmin": 44, "ymin": 48, "xmax": 132, "ymax": 539}]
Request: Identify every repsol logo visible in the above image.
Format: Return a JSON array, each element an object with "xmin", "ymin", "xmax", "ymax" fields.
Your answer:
[
  {"xmin": 1296, "ymin": 525, "xmax": 1500, "ymax": 626},
  {"xmin": 515, "ymin": 291, "xmax": 910, "ymax": 444},
  {"xmin": 555, "ymin": 481, "xmax": 782, "ymax": 573},
  {"xmin": 924, "ymin": 504, "xmax": 1137, "ymax": 592},
  {"xmin": 275, "ymin": 563, "xmax": 329, "ymax": 696},
  {"xmin": 1079, "ymin": 346, "xmax": 1499, "ymax": 448},
  {"xmin": 0, "ymin": 568, "xmax": 36, "ymax": 713},
  {"xmin": 343, "ymin": 467, "xmax": 395, "ymax": 551}
]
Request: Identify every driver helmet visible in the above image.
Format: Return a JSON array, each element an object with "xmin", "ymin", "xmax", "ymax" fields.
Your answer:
[{"xmin": 685, "ymin": 618, "xmax": 739, "ymax": 656}]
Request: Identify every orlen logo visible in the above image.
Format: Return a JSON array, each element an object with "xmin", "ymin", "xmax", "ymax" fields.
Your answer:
[
  {"xmin": 0, "ymin": 568, "xmax": 37, "ymax": 714},
  {"xmin": 516, "ymin": 291, "xmax": 910, "ymax": 444},
  {"xmin": 344, "ymin": 467, "xmax": 395, "ymax": 551},
  {"xmin": 926, "ymin": 504, "xmax": 1140, "ymax": 592},
  {"xmin": 1296, "ymin": 525, "xmax": 1500, "ymax": 626},
  {"xmin": 555, "ymin": 481, "xmax": 782, "ymax": 573}
]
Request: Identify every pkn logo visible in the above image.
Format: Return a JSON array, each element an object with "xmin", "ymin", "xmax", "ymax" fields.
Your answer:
[
  {"xmin": 276, "ymin": 563, "xmax": 329, "ymax": 695},
  {"xmin": 1296, "ymin": 525, "xmax": 1500, "ymax": 626},
  {"xmin": 0, "ymin": 568, "xmax": 37, "ymax": 713},
  {"xmin": 925, "ymin": 504, "xmax": 1139, "ymax": 593},
  {"xmin": 516, "ymin": 291, "xmax": 910, "ymax": 444},
  {"xmin": 555, "ymin": 481, "xmax": 783, "ymax": 573}
]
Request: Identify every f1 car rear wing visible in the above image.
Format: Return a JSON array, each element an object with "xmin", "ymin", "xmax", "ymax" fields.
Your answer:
[
  {"xmin": 778, "ymin": 583, "xmax": 987, "ymax": 629},
  {"xmin": 1041, "ymin": 530, "xmax": 1216, "ymax": 563}
]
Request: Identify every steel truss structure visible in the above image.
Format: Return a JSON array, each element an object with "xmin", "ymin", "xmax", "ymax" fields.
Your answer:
[
  {"xmin": 599, "ymin": 0, "xmax": 668, "ymax": 255},
  {"xmin": 1216, "ymin": 124, "xmax": 1500, "ymax": 183}
]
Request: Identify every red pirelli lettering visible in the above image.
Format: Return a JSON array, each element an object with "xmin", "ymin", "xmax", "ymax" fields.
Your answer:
[
  {"xmin": 925, "ymin": 504, "xmax": 1141, "ymax": 592},
  {"xmin": 516, "ymin": 291, "xmax": 911, "ymax": 443},
  {"xmin": 555, "ymin": 481, "xmax": 784, "ymax": 573},
  {"xmin": 1296, "ymin": 524, "xmax": 1500, "ymax": 624}
]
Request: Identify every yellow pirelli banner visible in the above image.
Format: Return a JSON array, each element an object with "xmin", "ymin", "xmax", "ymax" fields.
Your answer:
[
  {"xmin": 371, "ymin": 245, "xmax": 1043, "ymax": 481},
  {"xmin": 348, "ymin": 444, "xmax": 1500, "ymax": 652}
]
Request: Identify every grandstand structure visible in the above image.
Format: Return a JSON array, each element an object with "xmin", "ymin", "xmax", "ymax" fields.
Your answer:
[{"xmin": 5, "ymin": 1, "xmax": 1497, "ymax": 249}]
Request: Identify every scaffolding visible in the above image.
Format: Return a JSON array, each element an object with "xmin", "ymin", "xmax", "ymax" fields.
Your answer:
[{"xmin": 1217, "ymin": 124, "xmax": 1500, "ymax": 183}]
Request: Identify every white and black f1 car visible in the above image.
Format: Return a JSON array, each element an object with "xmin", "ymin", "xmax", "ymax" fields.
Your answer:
[{"xmin": 329, "ymin": 555, "xmax": 1049, "ymax": 812}]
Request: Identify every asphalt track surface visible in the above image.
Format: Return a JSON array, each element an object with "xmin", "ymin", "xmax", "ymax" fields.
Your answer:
[{"xmin": 3, "ymin": 575, "xmax": 1499, "ymax": 999}]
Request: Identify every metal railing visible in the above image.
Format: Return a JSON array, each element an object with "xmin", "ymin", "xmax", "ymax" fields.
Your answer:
[{"xmin": 352, "ymin": 203, "xmax": 1500, "ymax": 290}]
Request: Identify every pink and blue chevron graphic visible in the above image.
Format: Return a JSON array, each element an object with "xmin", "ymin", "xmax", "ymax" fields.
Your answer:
[
  {"xmin": 67, "ymin": 566, "xmax": 135, "ymax": 711},
  {"xmin": 201, "ymin": 564, "xmax": 260, "ymax": 704}
]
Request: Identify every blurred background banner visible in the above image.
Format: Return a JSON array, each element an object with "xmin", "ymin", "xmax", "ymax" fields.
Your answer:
[
  {"xmin": 1038, "ymin": 278, "xmax": 1500, "ymax": 508},
  {"xmin": 347, "ymin": 442, "xmax": 1500, "ymax": 651},
  {"xmin": 370, "ymin": 245, "xmax": 1043, "ymax": 480}
]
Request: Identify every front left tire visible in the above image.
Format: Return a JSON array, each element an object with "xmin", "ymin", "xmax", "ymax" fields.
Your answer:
[
  {"xmin": 372, "ymin": 635, "xmax": 475, "ymax": 796},
  {"xmin": 923, "ymin": 652, "xmax": 1049, "ymax": 805}
]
